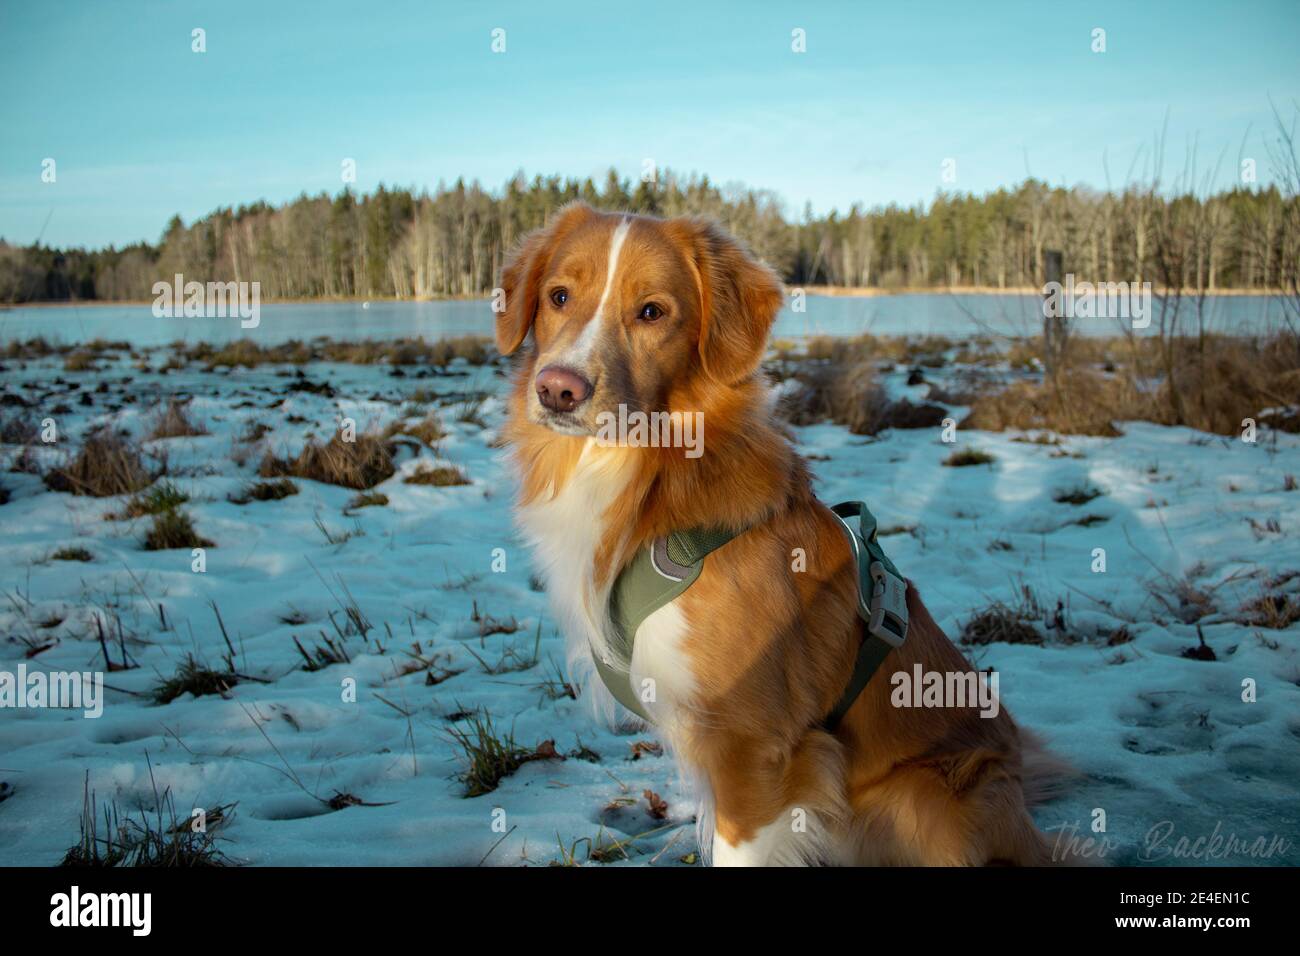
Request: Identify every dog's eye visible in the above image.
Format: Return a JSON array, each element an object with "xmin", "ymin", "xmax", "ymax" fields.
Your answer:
[
  {"xmin": 550, "ymin": 288, "xmax": 568, "ymax": 308},
  {"xmin": 638, "ymin": 303, "xmax": 664, "ymax": 322}
]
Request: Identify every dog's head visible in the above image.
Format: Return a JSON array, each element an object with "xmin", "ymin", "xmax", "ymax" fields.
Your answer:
[{"xmin": 496, "ymin": 203, "xmax": 783, "ymax": 436}]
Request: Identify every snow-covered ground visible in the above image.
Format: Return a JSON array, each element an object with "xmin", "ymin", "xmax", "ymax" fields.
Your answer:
[{"xmin": 1, "ymin": 346, "xmax": 1297, "ymax": 866}]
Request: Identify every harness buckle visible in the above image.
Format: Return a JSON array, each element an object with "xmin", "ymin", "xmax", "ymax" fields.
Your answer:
[
  {"xmin": 867, "ymin": 561, "xmax": 908, "ymax": 648},
  {"xmin": 834, "ymin": 504, "xmax": 910, "ymax": 649}
]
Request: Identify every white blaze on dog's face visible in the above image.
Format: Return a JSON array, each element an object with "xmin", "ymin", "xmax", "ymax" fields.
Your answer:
[{"xmin": 495, "ymin": 203, "xmax": 784, "ymax": 436}]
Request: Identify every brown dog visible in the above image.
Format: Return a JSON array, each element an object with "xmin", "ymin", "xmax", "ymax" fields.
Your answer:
[{"xmin": 496, "ymin": 202, "xmax": 1067, "ymax": 865}]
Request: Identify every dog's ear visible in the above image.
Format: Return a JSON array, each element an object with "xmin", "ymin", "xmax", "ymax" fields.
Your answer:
[
  {"xmin": 496, "ymin": 202, "xmax": 595, "ymax": 355},
  {"xmin": 668, "ymin": 218, "xmax": 784, "ymax": 385}
]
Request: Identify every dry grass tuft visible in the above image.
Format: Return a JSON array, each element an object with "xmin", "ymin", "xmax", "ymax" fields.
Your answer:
[
  {"xmin": 62, "ymin": 350, "xmax": 99, "ymax": 372},
  {"xmin": 966, "ymin": 333, "xmax": 1300, "ymax": 437},
  {"xmin": 964, "ymin": 371, "xmax": 1127, "ymax": 437},
  {"xmin": 44, "ymin": 431, "xmax": 155, "ymax": 497},
  {"xmin": 778, "ymin": 346, "xmax": 949, "ymax": 434},
  {"xmin": 943, "ymin": 447, "xmax": 996, "ymax": 467},
  {"xmin": 143, "ymin": 509, "xmax": 213, "ymax": 550},
  {"xmin": 780, "ymin": 359, "xmax": 891, "ymax": 433},
  {"xmin": 960, "ymin": 600, "xmax": 1043, "ymax": 646},
  {"xmin": 880, "ymin": 398, "xmax": 948, "ymax": 429},
  {"xmin": 61, "ymin": 775, "xmax": 233, "ymax": 867},
  {"xmin": 147, "ymin": 400, "xmax": 208, "ymax": 440},
  {"xmin": 181, "ymin": 335, "xmax": 494, "ymax": 369},
  {"xmin": 1158, "ymin": 336, "xmax": 1300, "ymax": 435},
  {"xmin": 1238, "ymin": 590, "xmax": 1300, "ymax": 629},
  {"xmin": 0, "ymin": 413, "xmax": 38, "ymax": 444},
  {"xmin": 51, "ymin": 546, "xmax": 94, "ymax": 562},
  {"xmin": 151, "ymin": 654, "xmax": 237, "ymax": 704},
  {"xmin": 395, "ymin": 413, "xmax": 446, "ymax": 447},
  {"xmin": 228, "ymin": 478, "xmax": 298, "ymax": 504},
  {"xmin": 259, "ymin": 429, "xmax": 396, "ymax": 490},
  {"xmin": 1053, "ymin": 484, "xmax": 1104, "ymax": 505},
  {"xmin": 404, "ymin": 463, "xmax": 470, "ymax": 487}
]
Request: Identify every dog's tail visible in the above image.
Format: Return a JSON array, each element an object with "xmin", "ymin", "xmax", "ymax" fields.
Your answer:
[
  {"xmin": 1019, "ymin": 727, "xmax": 1078, "ymax": 807},
  {"xmin": 1014, "ymin": 728, "xmax": 1105, "ymax": 866}
]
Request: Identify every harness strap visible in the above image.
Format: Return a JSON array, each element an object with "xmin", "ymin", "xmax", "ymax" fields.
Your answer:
[
  {"xmin": 599, "ymin": 525, "xmax": 738, "ymax": 721},
  {"xmin": 596, "ymin": 501, "xmax": 908, "ymax": 729},
  {"xmin": 823, "ymin": 501, "xmax": 910, "ymax": 729}
]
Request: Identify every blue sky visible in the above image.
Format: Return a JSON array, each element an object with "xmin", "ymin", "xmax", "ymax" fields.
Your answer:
[{"xmin": 1, "ymin": 0, "xmax": 1297, "ymax": 249}]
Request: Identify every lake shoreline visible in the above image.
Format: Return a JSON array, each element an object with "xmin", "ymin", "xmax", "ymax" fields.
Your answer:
[
  {"xmin": 800, "ymin": 284, "xmax": 1289, "ymax": 298},
  {"xmin": 2, "ymin": 285, "xmax": 1290, "ymax": 310},
  {"xmin": 2, "ymin": 292, "xmax": 1288, "ymax": 347}
]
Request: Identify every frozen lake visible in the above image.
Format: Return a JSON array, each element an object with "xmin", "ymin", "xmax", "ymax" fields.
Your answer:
[{"xmin": 0, "ymin": 293, "xmax": 1290, "ymax": 346}]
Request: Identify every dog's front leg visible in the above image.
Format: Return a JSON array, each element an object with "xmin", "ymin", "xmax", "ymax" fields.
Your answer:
[
  {"xmin": 703, "ymin": 733, "xmax": 844, "ymax": 867},
  {"xmin": 712, "ymin": 813, "xmax": 808, "ymax": 866}
]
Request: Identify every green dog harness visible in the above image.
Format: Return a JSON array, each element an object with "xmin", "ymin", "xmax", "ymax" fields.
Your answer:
[{"xmin": 596, "ymin": 501, "xmax": 909, "ymax": 729}]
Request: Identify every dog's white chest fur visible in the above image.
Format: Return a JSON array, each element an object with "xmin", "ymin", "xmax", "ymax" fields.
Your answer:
[{"xmin": 514, "ymin": 441, "xmax": 696, "ymax": 724}]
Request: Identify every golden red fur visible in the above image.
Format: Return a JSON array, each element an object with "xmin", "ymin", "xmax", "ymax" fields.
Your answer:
[{"xmin": 497, "ymin": 203, "xmax": 1069, "ymax": 866}]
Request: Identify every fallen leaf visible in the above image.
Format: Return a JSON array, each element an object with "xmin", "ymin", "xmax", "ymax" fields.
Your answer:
[
  {"xmin": 629, "ymin": 740, "xmax": 663, "ymax": 760},
  {"xmin": 643, "ymin": 789, "xmax": 669, "ymax": 820}
]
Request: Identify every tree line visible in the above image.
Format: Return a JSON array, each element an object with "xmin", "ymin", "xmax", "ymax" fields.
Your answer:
[{"xmin": 2, "ymin": 168, "xmax": 1297, "ymax": 304}]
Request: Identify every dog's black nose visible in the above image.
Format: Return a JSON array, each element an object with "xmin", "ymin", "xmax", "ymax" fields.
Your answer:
[{"xmin": 535, "ymin": 365, "xmax": 592, "ymax": 413}]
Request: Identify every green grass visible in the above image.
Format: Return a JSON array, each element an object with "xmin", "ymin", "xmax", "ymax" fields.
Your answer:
[
  {"xmin": 446, "ymin": 712, "xmax": 532, "ymax": 798},
  {"xmin": 151, "ymin": 654, "xmax": 239, "ymax": 704},
  {"xmin": 143, "ymin": 509, "xmax": 213, "ymax": 550},
  {"xmin": 116, "ymin": 480, "xmax": 189, "ymax": 518},
  {"xmin": 61, "ymin": 772, "xmax": 233, "ymax": 867}
]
